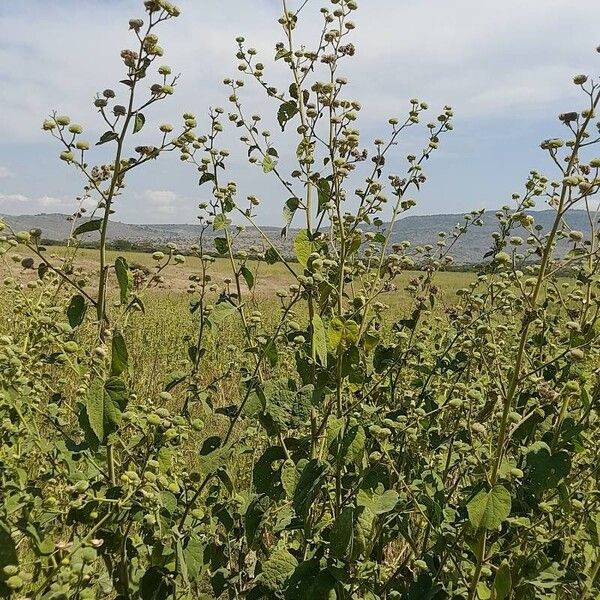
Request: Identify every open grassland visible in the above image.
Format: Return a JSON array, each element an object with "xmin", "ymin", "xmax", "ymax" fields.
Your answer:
[{"xmin": 1, "ymin": 245, "xmax": 475, "ymax": 404}]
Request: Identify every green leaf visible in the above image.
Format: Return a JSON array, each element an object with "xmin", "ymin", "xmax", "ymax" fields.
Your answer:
[
  {"xmin": 262, "ymin": 153, "xmax": 277, "ymax": 173},
  {"xmin": 347, "ymin": 232, "xmax": 362, "ymax": 256},
  {"xmin": 176, "ymin": 540, "xmax": 189, "ymax": 585},
  {"xmin": 467, "ymin": 485, "xmax": 511, "ymax": 530},
  {"xmin": 260, "ymin": 549, "xmax": 298, "ymax": 591},
  {"xmin": 214, "ymin": 237, "xmax": 229, "ymax": 255},
  {"xmin": 275, "ymin": 48, "xmax": 291, "ymax": 61},
  {"xmin": 183, "ymin": 535, "xmax": 204, "ymax": 582},
  {"xmin": 198, "ymin": 446, "xmax": 231, "ymax": 476},
  {"xmin": 327, "ymin": 317, "xmax": 359, "ymax": 352},
  {"xmin": 317, "ymin": 178, "xmax": 331, "ymax": 213},
  {"xmin": 493, "ymin": 561, "xmax": 512, "ymax": 600},
  {"xmin": 245, "ymin": 496, "xmax": 269, "ymax": 547},
  {"xmin": 133, "ymin": 112, "xmax": 145, "ymax": 133},
  {"xmin": 357, "ymin": 488, "xmax": 399, "ymax": 515},
  {"xmin": 73, "ymin": 219, "xmax": 102, "ymax": 237},
  {"xmin": 210, "ymin": 300, "xmax": 237, "ymax": 324},
  {"xmin": 525, "ymin": 443, "xmax": 571, "ymax": 492},
  {"xmin": 342, "ymin": 425, "xmax": 366, "ymax": 465},
  {"xmin": 374, "ymin": 345, "xmax": 395, "ymax": 373},
  {"xmin": 111, "ymin": 330, "xmax": 128, "ymax": 376},
  {"xmin": 86, "ymin": 377, "xmax": 128, "ymax": 444},
  {"xmin": 294, "ymin": 459, "xmax": 328, "ymax": 517},
  {"xmin": 264, "ymin": 339, "xmax": 278, "ymax": 367},
  {"xmin": 330, "ymin": 507, "xmax": 354, "ymax": 558},
  {"xmin": 199, "ymin": 172, "xmax": 215, "ymax": 186},
  {"xmin": 96, "ymin": 131, "xmax": 119, "ymax": 145},
  {"xmin": 0, "ymin": 522, "xmax": 17, "ymax": 569},
  {"xmin": 281, "ymin": 459, "xmax": 303, "ymax": 498},
  {"xmin": 327, "ymin": 317, "xmax": 345, "ymax": 350},
  {"xmin": 67, "ymin": 294, "xmax": 86, "ymax": 328},
  {"xmin": 353, "ymin": 505, "xmax": 376, "ymax": 559},
  {"xmin": 241, "ymin": 265, "xmax": 254, "ymax": 289},
  {"xmin": 293, "ymin": 229, "xmax": 317, "ymax": 267},
  {"xmin": 213, "ymin": 213, "xmax": 231, "ymax": 231},
  {"xmin": 254, "ymin": 446, "xmax": 286, "ymax": 497},
  {"xmin": 283, "ymin": 197, "xmax": 300, "ymax": 227},
  {"xmin": 286, "ymin": 561, "xmax": 337, "ymax": 599},
  {"xmin": 115, "ymin": 257, "xmax": 133, "ymax": 304},
  {"xmin": 312, "ymin": 314, "xmax": 327, "ymax": 366},
  {"xmin": 277, "ymin": 101, "xmax": 299, "ymax": 131},
  {"xmin": 86, "ymin": 379, "xmax": 105, "ymax": 443},
  {"xmin": 140, "ymin": 567, "xmax": 174, "ymax": 600},
  {"xmin": 477, "ymin": 582, "xmax": 491, "ymax": 599},
  {"xmin": 265, "ymin": 247, "xmax": 281, "ymax": 264}
]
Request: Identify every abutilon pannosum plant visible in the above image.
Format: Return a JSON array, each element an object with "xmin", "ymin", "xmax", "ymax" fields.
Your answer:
[{"xmin": 1, "ymin": 1, "xmax": 600, "ymax": 599}]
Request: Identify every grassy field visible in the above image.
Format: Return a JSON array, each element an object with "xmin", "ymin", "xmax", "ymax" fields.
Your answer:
[
  {"xmin": 8, "ymin": 244, "xmax": 476, "ymax": 295},
  {"xmin": 1, "ymin": 245, "xmax": 476, "ymax": 405}
]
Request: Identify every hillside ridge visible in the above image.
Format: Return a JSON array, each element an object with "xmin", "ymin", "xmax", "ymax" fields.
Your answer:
[{"xmin": 1, "ymin": 209, "xmax": 593, "ymax": 265}]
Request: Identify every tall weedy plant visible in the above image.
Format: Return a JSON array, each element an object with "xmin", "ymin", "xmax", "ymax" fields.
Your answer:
[{"xmin": 1, "ymin": 0, "xmax": 600, "ymax": 598}]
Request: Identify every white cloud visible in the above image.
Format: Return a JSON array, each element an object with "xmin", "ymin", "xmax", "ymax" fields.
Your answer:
[
  {"xmin": 1, "ymin": 0, "xmax": 599, "ymax": 143},
  {"xmin": 0, "ymin": 192, "xmax": 84, "ymax": 213},
  {"xmin": 0, "ymin": 193, "xmax": 28, "ymax": 204},
  {"xmin": 139, "ymin": 189, "xmax": 178, "ymax": 213}
]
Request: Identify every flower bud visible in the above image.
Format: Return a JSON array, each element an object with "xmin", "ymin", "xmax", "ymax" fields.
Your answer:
[
  {"xmin": 128, "ymin": 18, "xmax": 144, "ymax": 31},
  {"xmin": 42, "ymin": 118, "xmax": 57, "ymax": 131},
  {"xmin": 64, "ymin": 341, "xmax": 79, "ymax": 353},
  {"xmin": 76, "ymin": 140, "xmax": 90, "ymax": 151},
  {"xmin": 121, "ymin": 49, "xmax": 139, "ymax": 67},
  {"xmin": 68, "ymin": 123, "xmax": 83, "ymax": 134},
  {"xmin": 569, "ymin": 348, "xmax": 584, "ymax": 360},
  {"xmin": 559, "ymin": 112, "xmax": 578, "ymax": 124},
  {"xmin": 495, "ymin": 251, "xmax": 511, "ymax": 265},
  {"xmin": 573, "ymin": 74, "xmax": 588, "ymax": 85}
]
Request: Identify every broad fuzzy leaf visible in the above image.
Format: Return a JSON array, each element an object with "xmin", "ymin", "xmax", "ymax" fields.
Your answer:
[
  {"xmin": 467, "ymin": 485, "xmax": 511, "ymax": 530},
  {"xmin": 86, "ymin": 377, "xmax": 128, "ymax": 444},
  {"xmin": 111, "ymin": 331, "xmax": 128, "ymax": 376},
  {"xmin": 73, "ymin": 219, "xmax": 102, "ymax": 237},
  {"xmin": 115, "ymin": 257, "xmax": 133, "ymax": 304},
  {"xmin": 294, "ymin": 459, "xmax": 328, "ymax": 517},
  {"xmin": 312, "ymin": 313, "xmax": 327, "ymax": 366},
  {"xmin": 66, "ymin": 294, "xmax": 86, "ymax": 328},
  {"xmin": 133, "ymin": 112, "xmax": 145, "ymax": 133}
]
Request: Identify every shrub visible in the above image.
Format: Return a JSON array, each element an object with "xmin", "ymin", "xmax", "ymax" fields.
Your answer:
[{"xmin": 1, "ymin": 1, "xmax": 600, "ymax": 599}]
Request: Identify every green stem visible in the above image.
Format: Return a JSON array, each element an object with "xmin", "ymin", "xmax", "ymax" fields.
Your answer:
[
  {"xmin": 578, "ymin": 550, "xmax": 600, "ymax": 600},
  {"xmin": 468, "ymin": 89, "xmax": 600, "ymax": 599}
]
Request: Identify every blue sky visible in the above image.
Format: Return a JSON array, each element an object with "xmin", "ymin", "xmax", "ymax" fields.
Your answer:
[{"xmin": 0, "ymin": 0, "xmax": 599, "ymax": 225}]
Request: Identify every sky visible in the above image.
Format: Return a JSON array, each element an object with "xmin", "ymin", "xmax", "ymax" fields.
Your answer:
[{"xmin": 0, "ymin": 0, "xmax": 599, "ymax": 225}]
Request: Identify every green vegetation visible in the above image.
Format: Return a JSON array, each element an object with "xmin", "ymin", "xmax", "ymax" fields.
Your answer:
[{"xmin": 1, "ymin": 1, "xmax": 600, "ymax": 599}]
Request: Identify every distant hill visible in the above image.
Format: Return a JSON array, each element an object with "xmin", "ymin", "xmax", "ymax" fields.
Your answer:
[{"xmin": 1, "ymin": 210, "xmax": 594, "ymax": 265}]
